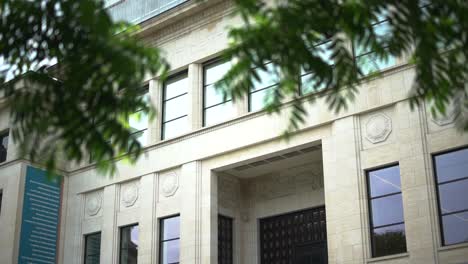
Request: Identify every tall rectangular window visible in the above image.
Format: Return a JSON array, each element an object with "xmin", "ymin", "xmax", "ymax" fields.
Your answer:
[
  {"xmin": 0, "ymin": 189, "xmax": 3, "ymax": 215},
  {"xmin": 203, "ymin": 60, "xmax": 236, "ymax": 126},
  {"xmin": 160, "ymin": 215, "xmax": 180, "ymax": 264},
  {"xmin": 249, "ymin": 63, "xmax": 280, "ymax": 112},
  {"xmin": 162, "ymin": 73, "xmax": 188, "ymax": 139},
  {"xmin": 433, "ymin": 147, "xmax": 468, "ymax": 246},
  {"xmin": 129, "ymin": 87, "xmax": 149, "ymax": 146},
  {"xmin": 120, "ymin": 224, "xmax": 139, "ymax": 264},
  {"xmin": 218, "ymin": 215, "xmax": 233, "ymax": 264},
  {"xmin": 84, "ymin": 232, "xmax": 101, "ymax": 264},
  {"xmin": 354, "ymin": 12, "xmax": 396, "ymax": 75},
  {"xmin": 367, "ymin": 165, "xmax": 407, "ymax": 257},
  {"xmin": 300, "ymin": 40, "xmax": 334, "ymax": 95},
  {"xmin": 0, "ymin": 130, "xmax": 8, "ymax": 163}
]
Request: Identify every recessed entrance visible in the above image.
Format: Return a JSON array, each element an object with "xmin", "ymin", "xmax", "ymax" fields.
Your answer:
[
  {"xmin": 216, "ymin": 142, "xmax": 327, "ymax": 263},
  {"xmin": 260, "ymin": 207, "xmax": 327, "ymax": 264}
]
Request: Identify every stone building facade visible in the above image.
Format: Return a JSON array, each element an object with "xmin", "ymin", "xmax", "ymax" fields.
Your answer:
[{"xmin": 0, "ymin": 0, "xmax": 468, "ymax": 263}]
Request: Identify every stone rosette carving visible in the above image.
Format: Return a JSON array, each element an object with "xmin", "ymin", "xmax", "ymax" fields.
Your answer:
[
  {"xmin": 121, "ymin": 182, "xmax": 139, "ymax": 208},
  {"xmin": 365, "ymin": 113, "xmax": 392, "ymax": 144},
  {"xmin": 85, "ymin": 192, "xmax": 102, "ymax": 216},
  {"xmin": 161, "ymin": 171, "xmax": 179, "ymax": 197},
  {"xmin": 430, "ymin": 101, "xmax": 460, "ymax": 126}
]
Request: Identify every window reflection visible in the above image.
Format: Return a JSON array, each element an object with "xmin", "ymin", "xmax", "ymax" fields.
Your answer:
[
  {"xmin": 433, "ymin": 148, "xmax": 468, "ymax": 246},
  {"xmin": 0, "ymin": 130, "xmax": 8, "ymax": 163},
  {"xmin": 354, "ymin": 12, "xmax": 396, "ymax": 75},
  {"xmin": 85, "ymin": 232, "xmax": 101, "ymax": 264},
  {"xmin": 367, "ymin": 164, "xmax": 407, "ymax": 257},
  {"xmin": 249, "ymin": 62, "xmax": 280, "ymax": 112},
  {"xmin": 160, "ymin": 215, "xmax": 180, "ymax": 264},
  {"xmin": 162, "ymin": 73, "xmax": 189, "ymax": 139},
  {"xmin": 203, "ymin": 60, "xmax": 236, "ymax": 126},
  {"xmin": 300, "ymin": 40, "xmax": 333, "ymax": 95},
  {"xmin": 120, "ymin": 225, "xmax": 138, "ymax": 264}
]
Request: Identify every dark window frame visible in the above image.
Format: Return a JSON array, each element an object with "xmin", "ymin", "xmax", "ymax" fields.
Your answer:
[
  {"xmin": 159, "ymin": 214, "xmax": 180, "ymax": 264},
  {"xmin": 299, "ymin": 39, "xmax": 334, "ymax": 96},
  {"xmin": 0, "ymin": 189, "xmax": 3, "ymax": 215},
  {"xmin": 129, "ymin": 85, "xmax": 150, "ymax": 145},
  {"xmin": 202, "ymin": 58, "xmax": 234, "ymax": 127},
  {"xmin": 84, "ymin": 232, "xmax": 102, "ymax": 264},
  {"xmin": 161, "ymin": 71, "xmax": 189, "ymax": 140},
  {"xmin": 432, "ymin": 146, "xmax": 468, "ymax": 247},
  {"xmin": 119, "ymin": 223, "xmax": 139, "ymax": 264},
  {"xmin": 0, "ymin": 129, "xmax": 9, "ymax": 163},
  {"xmin": 366, "ymin": 163, "xmax": 407, "ymax": 258},
  {"xmin": 352, "ymin": 11, "xmax": 395, "ymax": 76},
  {"xmin": 248, "ymin": 62, "xmax": 280, "ymax": 112}
]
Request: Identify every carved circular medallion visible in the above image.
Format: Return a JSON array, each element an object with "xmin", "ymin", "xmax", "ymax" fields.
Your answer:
[
  {"xmin": 86, "ymin": 192, "xmax": 102, "ymax": 216},
  {"xmin": 122, "ymin": 182, "xmax": 139, "ymax": 207},
  {"xmin": 161, "ymin": 171, "xmax": 179, "ymax": 197},
  {"xmin": 365, "ymin": 113, "xmax": 392, "ymax": 144},
  {"xmin": 431, "ymin": 101, "xmax": 460, "ymax": 126}
]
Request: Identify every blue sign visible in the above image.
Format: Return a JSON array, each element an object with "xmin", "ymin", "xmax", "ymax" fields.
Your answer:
[{"xmin": 18, "ymin": 166, "xmax": 62, "ymax": 264}]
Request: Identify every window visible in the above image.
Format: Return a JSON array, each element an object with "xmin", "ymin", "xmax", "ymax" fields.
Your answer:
[
  {"xmin": 354, "ymin": 12, "xmax": 396, "ymax": 75},
  {"xmin": 160, "ymin": 215, "xmax": 180, "ymax": 264},
  {"xmin": 120, "ymin": 224, "xmax": 139, "ymax": 264},
  {"xmin": 162, "ymin": 73, "xmax": 189, "ymax": 139},
  {"xmin": 203, "ymin": 60, "xmax": 236, "ymax": 126},
  {"xmin": 0, "ymin": 189, "xmax": 3, "ymax": 215},
  {"xmin": 433, "ymin": 147, "xmax": 468, "ymax": 246},
  {"xmin": 300, "ymin": 40, "xmax": 334, "ymax": 95},
  {"xmin": 218, "ymin": 215, "xmax": 233, "ymax": 264},
  {"xmin": 84, "ymin": 232, "xmax": 101, "ymax": 264},
  {"xmin": 129, "ymin": 87, "xmax": 149, "ymax": 145},
  {"xmin": 367, "ymin": 165, "xmax": 407, "ymax": 257},
  {"xmin": 0, "ymin": 130, "xmax": 8, "ymax": 163},
  {"xmin": 249, "ymin": 63, "xmax": 280, "ymax": 112}
]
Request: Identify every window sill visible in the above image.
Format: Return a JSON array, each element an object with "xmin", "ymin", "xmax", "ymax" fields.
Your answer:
[
  {"xmin": 439, "ymin": 242, "xmax": 468, "ymax": 252},
  {"xmin": 366, "ymin": 252, "xmax": 409, "ymax": 263}
]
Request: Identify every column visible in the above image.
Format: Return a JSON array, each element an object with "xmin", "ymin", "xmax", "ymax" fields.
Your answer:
[
  {"xmin": 100, "ymin": 185, "xmax": 118, "ymax": 263},
  {"xmin": 188, "ymin": 64, "xmax": 203, "ymax": 130},
  {"xmin": 322, "ymin": 116, "xmax": 365, "ymax": 263},
  {"xmin": 179, "ymin": 161, "xmax": 217, "ymax": 264},
  {"xmin": 138, "ymin": 173, "xmax": 156, "ymax": 264}
]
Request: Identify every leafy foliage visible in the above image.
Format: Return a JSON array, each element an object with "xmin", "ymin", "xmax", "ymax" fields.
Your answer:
[
  {"xmin": 217, "ymin": 0, "xmax": 468, "ymax": 133},
  {"xmin": 0, "ymin": 0, "xmax": 168, "ymax": 173}
]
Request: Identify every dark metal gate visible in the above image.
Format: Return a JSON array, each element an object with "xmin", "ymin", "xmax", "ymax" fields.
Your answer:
[
  {"xmin": 260, "ymin": 206, "xmax": 328, "ymax": 264},
  {"xmin": 218, "ymin": 215, "xmax": 233, "ymax": 264}
]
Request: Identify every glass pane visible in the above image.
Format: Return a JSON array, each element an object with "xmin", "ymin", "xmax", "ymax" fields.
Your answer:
[
  {"xmin": 374, "ymin": 21, "xmax": 391, "ymax": 40},
  {"xmin": 356, "ymin": 52, "xmax": 396, "ymax": 75},
  {"xmin": 165, "ymin": 74, "xmax": 188, "ymax": 99},
  {"xmin": 438, "ymin": 180, "xmax": 468, "ymax": 214},
  {"xmin": 131, "ymin": 130, "xmax": 148, "ymax": 146},
  {"xmin": 300, "ymin": 73, "xmax": 327, "ymax": 95},
  {"xmin": 162, "ymin": 216, "xmax": 180, "ymax": 240},
  {"xmin": 120, "ymin": 225, "xmax": 138, "ymax": 264},
  {"xmin": 372, "ymin": 224, "xmax": 406, "ymax": 257},
  {"xmin": 315, "ymin": 41, "xmax": 334, "ymax": 65},
  {"xmin": 249, "ymin": 86, "xmax": 276, "ymax": 112},
  {"xmin": 163, "ymin": 117, "xmax": 188, "ymax": 139},
  {"xmin": 204, "ymin": 102, "xmax": 236, "ymax": 126},
  {"xmin": 435, "ymin": 148, "xmax": 468, "ymax": 183},
  {"xmin": 161, "ymin": 240, "xmax": 180, "ymax": 264},
  {"xmin": 205, "ymin": 60, "xmax": 231, "ymax": 86},
  {"xmin": 368, "ymin": 166, "xmax": 401, "ymax": 197},
  {"xmin": 1, "ymin": 133, "xmax": 8, "ymax": 149},
  {"xmin": 85, "ymin": 233, "xmax": 101, "ymax": 264},
  {"xmin": 204, "ymin": 84, "xmax": 231, "ymax": 108},
  {"xmin": 371, "ymin": 194, "xmax": 404, "ymax": 227},
  {"xmin": 163, "ymin": 95, "xmax": 188, "ymax": 121},
  {"xmin": 129, "ymin": 111, "xmax": 148, "ymax": 133},
  {"xmin": 251, "ymin": 63, "xmax": 279, "ymax": 92},
  {"xmin": 441, "ymin": 212, "xmax": 468, "ymax": 246}
]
